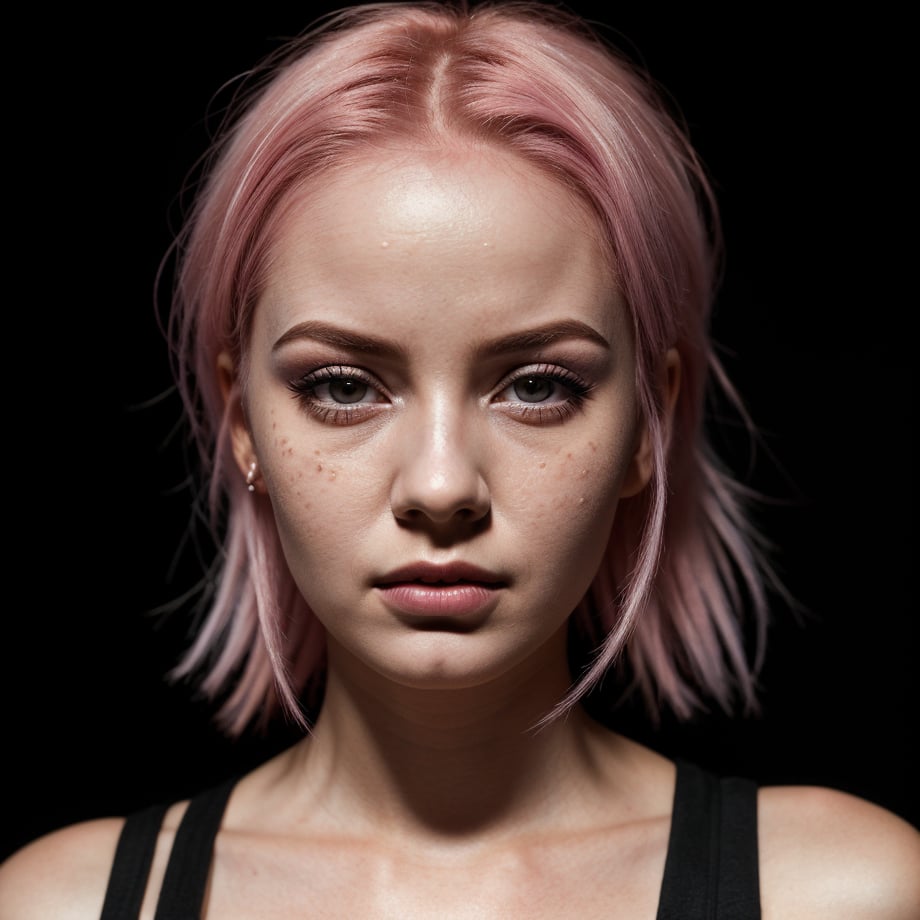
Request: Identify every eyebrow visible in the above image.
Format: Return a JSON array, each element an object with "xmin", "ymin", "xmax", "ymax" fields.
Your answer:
[
  {"xmin": 273, "ymin": 320, "xmax": 407, "ymax": 359},
  {"xmin": 272, "ymin": 317, "xmax": 610, "ymax": 356},
  {"xmin": 486, "ymin": 319, "xmax": 610, "ymax": 353}
]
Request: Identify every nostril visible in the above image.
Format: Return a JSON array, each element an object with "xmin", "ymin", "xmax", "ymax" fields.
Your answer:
[
  {"xmin": 397, "ymin": 504, "xmax": 490, "ymax": 523},
  {"xmin": 388, "ymin": 441, "xmax": 491, "ymax": 525},
  {"xmin": 390, "ymin": 479, "xmax": 491, "ymax": 525}
]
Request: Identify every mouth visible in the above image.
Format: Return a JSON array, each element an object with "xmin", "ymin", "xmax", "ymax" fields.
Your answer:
[
  {"xmin": 375, "ymin": 561, "xmax": 507, "ymax": 589},
  {"xmin": 374, "ymin": 562, "xmax": 507, "ymax": 618}
]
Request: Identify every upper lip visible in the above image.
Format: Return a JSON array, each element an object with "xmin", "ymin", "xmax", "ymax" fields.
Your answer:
[{"xmin": 375, "ymin": 561, "xmax": 506, "ymax": 586}]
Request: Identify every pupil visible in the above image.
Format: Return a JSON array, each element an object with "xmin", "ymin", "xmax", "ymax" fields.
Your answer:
[
  {"xmin": 331, "ymin": 378, "xmax": 367, "ymax": 404},
  {"xmin": 514, "ymin": 376, "xmax": 552, "ymax": 402}
]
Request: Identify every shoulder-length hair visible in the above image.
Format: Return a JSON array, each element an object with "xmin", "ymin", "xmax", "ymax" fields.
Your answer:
[{"xmin": 164, "ymin": 0, "xmax": 774, "ymax": 735}]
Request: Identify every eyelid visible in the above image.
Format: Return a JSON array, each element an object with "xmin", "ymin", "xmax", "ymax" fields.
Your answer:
[
  {"xmin": 298, "ymin": 364, "xmax": 389, "ymax": 394},
  {"xmin": 492, "ymin": 363, "xmax": 591, "ymax": 397},
  {"xmin": 490, "ymin": 362, "xmax": 595, "ymax": 424},
  {"xmin": 286, "ymin": 361, "xmax": 594, "ymax": 427},
  {"xmin": 287, "ymin": 364, "xmax": 391, "ymax": 425}
]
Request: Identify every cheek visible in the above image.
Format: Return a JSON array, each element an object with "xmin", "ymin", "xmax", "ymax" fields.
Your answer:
[
  {"xmin": 250, "ymin": 408, "xmax": 368, "ymax": 563},
  {"xmin": 261, "ymin": 411, "xmax": 318, "ymax": 505},
  {"xmin": 514, "ymin": 439, "xmax": 633, "ymax": 586},
  {"xmin": 517, "ymin": 439, "xmax": 630, "ymax": 524},
  {"xmin": 489, "ymin": 442, "xmax": 625, "ymax": 617}
]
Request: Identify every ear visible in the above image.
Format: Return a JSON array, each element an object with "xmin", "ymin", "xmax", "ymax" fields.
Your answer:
[
  {"xmin": 620, "ymin": 348, "xmax": 681, "ymax": 498},
  {"xmin": 217, "ymin": 351, "xmax": 264, "ymax": 492}
]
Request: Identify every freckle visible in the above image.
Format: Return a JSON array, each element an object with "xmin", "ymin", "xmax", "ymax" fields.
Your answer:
[
  {"xmin": 566, "ymin": 452, "xmax": 573, "ymax": 460},
  {"xmin": 314, "ymin": 449, "xmax": 321, "ymax": 456},
  {"xmin": 539, "ymin": 462, "xmax": 546, "ymax": 469}
]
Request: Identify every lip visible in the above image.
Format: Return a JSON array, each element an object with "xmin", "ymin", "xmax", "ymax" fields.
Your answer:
[{"xmin": 374, "ymin": 561, "xmax": 506, "ymax": 618}]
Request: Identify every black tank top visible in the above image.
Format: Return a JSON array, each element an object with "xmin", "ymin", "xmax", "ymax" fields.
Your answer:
[{"xmin": 99, "ymin": 759, "xmax": 760, "ymax": 919}]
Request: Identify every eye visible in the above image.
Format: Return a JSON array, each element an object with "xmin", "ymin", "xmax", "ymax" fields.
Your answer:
[
  {"xmin": 493, "ymin": 364, "xmax": 593, "ymax": 423},
  {"xmin": 509, "ymin": 374, "xmax": 557, "ymax": 403},
  {"xmin": 324, "ymin": 377, "xmax": 370, "ymax": 404},
  {"xmin": 288, "ymin": 365, "xmax": 389, "ymax": 424}
]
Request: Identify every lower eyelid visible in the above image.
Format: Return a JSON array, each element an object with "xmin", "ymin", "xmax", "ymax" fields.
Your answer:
[
  {"xmin": 496, "ymin": 401, "xmax": 582, "ymax": 424},
  {"xmin": 311, "ymin": 405, "xmax": 378, "ymax": 425}
]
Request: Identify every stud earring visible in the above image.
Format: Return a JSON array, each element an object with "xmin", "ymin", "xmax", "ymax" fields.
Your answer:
[{"xmin": 246, "ymin": 461, "xmax": 258, "ymax": 492}]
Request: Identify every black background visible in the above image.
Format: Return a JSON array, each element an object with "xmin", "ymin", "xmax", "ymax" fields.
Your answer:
[{"xmin": 4, "ymin": 3, "xmax": 915, "ymax": 861}]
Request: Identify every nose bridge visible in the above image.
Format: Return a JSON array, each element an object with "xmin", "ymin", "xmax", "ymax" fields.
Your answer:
[{"xmin": 391, "ymin": 389, "xmax": 489, "ymax": 524}]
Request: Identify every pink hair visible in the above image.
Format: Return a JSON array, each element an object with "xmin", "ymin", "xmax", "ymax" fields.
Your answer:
[{"xmin": 163, "ymin": 0, "xmax": 776, "ymax": 735}]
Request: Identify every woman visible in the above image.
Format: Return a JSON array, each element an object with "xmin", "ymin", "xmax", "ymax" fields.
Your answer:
[{"xmin": 2, "ymin": 2, "xmax": 917, "ymax": 917}]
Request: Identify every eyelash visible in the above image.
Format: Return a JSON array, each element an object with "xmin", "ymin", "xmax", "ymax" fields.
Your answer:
[
  {"xmin": 287, "ymin": 363, "xmax": 594, "ymax": 426},
  {"xmin": 287, "ymin": 365, "xmax": 388, "ymax": 426},
  {"xmin": 493, "ymin": 364, "xmax": 594, "ymax": 424}
]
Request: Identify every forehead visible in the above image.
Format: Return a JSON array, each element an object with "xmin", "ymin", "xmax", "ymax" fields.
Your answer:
[
  {"xmin": 277, "ymin": 143, "xmax": 606, "ymax": 252},
  {"xmin": 258, "ymin": 143, "xmax": 624, "ymax": 344}
]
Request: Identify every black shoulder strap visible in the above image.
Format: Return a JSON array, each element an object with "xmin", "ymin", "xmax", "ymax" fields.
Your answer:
[
  {"xmin": 656, "ymin": 759, "xmax": 761, "ymax": 920},
  {"xmin": 152, "ymin": 777, "xmax": 238, "ymax": 920},
  {"xmin": 716, "ymin": 774, "xmax": 761, "ymax": 918},
  {"xmin": 100, "ymin": 801, "xmax": 170, "ymax": 920}
]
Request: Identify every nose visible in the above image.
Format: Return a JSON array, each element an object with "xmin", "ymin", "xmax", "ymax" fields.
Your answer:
[{"xmin": 389, "ymin": 398, "xmax": 491, "ymax": 528}]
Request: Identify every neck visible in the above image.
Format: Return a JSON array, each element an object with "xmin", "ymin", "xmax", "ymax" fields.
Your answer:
[{"xmin": 285, "ymin": 635, "xmax": 617, "ymax": 842}]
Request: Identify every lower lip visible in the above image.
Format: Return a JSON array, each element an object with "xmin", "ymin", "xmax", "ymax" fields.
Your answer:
[{"xmin": 375, "ymin": 582, "xmax": 501, "ymax": 617}]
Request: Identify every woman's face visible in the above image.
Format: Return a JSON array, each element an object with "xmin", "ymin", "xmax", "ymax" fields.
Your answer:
[{"xmin": 224, "ymin": 145, "xmax": 653, "ymax": 694}]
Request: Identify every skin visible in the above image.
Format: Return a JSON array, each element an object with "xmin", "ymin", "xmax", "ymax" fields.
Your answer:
[
  {"xmin": 1, "ymin": 145, "xmax": 918, "ymax": 919},
  {"xmin": 234, "ymin": 145, "xmax": 654, "ymax": 702}
]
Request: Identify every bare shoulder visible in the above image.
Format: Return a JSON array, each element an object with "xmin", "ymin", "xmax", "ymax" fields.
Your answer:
[
  {"xmin": 0, "ymin": 818, "xmax": 124, "ymax": 920},
  {"xmin": 758, "ymin": 783, "xmax": 920, "ymax": 920}
]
